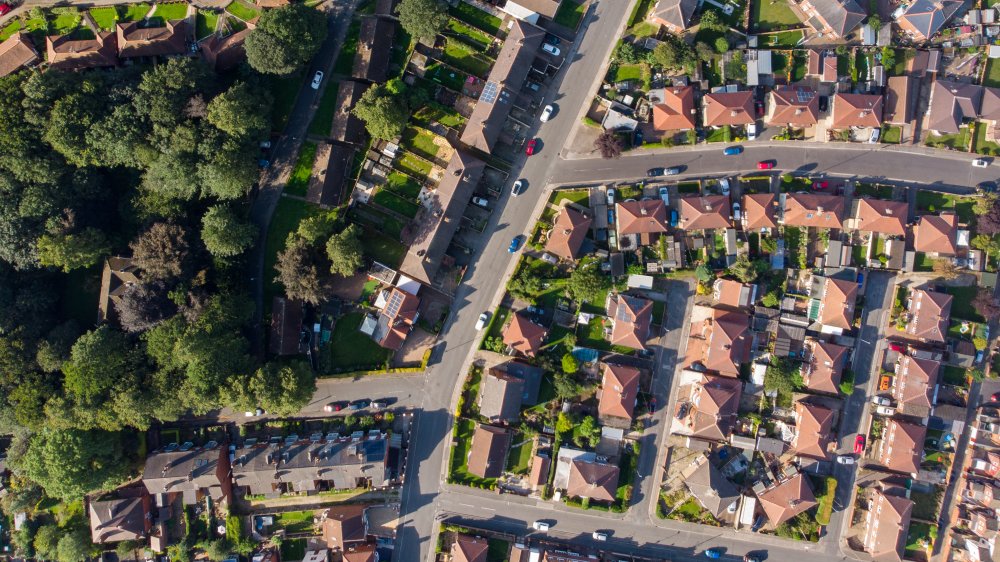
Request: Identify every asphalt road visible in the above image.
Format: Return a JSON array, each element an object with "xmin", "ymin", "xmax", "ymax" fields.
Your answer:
[{"xmin": 549, "ymin": 142, "xmax": 999, "ymax": 191}]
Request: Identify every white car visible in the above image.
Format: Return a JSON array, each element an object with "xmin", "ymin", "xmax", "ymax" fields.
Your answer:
[
  {"xmin": 836, "ymin": 455, "xmax": 856, "ymax": 465},
  {"xmin": 471, "ymin": 196, "xmax": 489, "ymax": 208},
  {"xmin": 592, "ymin": 532, "xmax": 607, "ymax": 541},
  {"xmin": 732, "ymin": 202, "xmax": 741, "ymax": 221},
  {"xmin": 719, "ymin": 178, "xmax": 730, "ymax": 195},
  {"xmin": 540, "ymin": 104, "xmax": 554, "ymax": 122},
  {"xmin": 974, "ymin": 158, "xmax": 989, "ymax": 168},
  {"xmin": 658, "ymin": 187, "xmax": 669, "ymax": 205},
  {"xmin": 475, "ymin": 312, "xmax": 489, "ymax": 330},
  {"xmin": 533, "ymin": 521, "xmax": 550, "ymax": 531},
  {"xmin": 310, "ymin": 71, "xmax": 324, "ymax": 90},
  {"xmin": 875, "ymin": 405, "xmax": 896, "ymax": 416},
  {"xmin": 747, "ymin": 123, "xmax": 758, "ymax": 141},
  {"xmin": 512, "ymin": 180, "xmax": 524, "ymax": 196},
  {"xmin": 542, "ymin": 43, "xmax": 560, "ymax": 56},
  {"xmin": 606, "ymin": 188, "xmax": 616, "ymax": 205},
  {"xmin": 868, "ymin": 128, "xmax": 880, "ymax": 144},
  {"xmin": 871, "ymin": 395, "xmax": 891, "ymax": 406}
]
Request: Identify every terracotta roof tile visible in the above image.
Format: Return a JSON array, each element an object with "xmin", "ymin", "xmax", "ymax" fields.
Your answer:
[
  {"xmin": 878, "ymin": 419, "xmax": 925, "ymax": 474},
  {"xmin": 545, "ymin": 206, "xmax": 592, "ymax": 260},
  {"xmin": 467, "ymin": 425, "xmax": 510, "ymax": 479},
  {"xmin": 599, "ymin": 363, "xmax": 640, "ymax": 421},
  {"xmin": 854, "ymin": 198, "xmax": 908, "ymax": 236},
  {"xmin": 0, "ymin": 32, "xmax": 39, "ymax": 77},
  {"xmin": 801, "ymin": 339, "xmax": 848, "ymax": 394},
  {"xmin": 703, "ymin": 91, "xmax": 755, "ymax": 127},
  {"xmin": 566, "ymin": 460, "xmax": 618, "ymax": 502},
  {"xmin": 831, "ymin": 93, "xmax": 883, "ymax": 129},
  {"xmin": 502, "ymin": 312, "xmax": 548, "ymax": 357},
  {"xmin": 906, "ymin": 289, "xmax": 951, "ymax": 343},
  {"xmin": 650, "ymin": 85, "xmax": 697, "ymax": 130},
  {"xmin": 756, "ymin": 472, "xmax": 817, "ymax": 525},
  {"xmin": 743, "ymin": 194, "xmax": 778, "ymax": 230},
  {"xmin": 767, "ymin": 86, "xmax": 819, "ymax": 126},
  {"xmin": 914, "ymin": 213, "xmax": 958, "ymax": 255},
  {"xmin": 864, "ymin": 488, "xmax": 913, "ymax": 562},
  {"xmin": 791, "ymin": 401, "xmax": 835, "ymax": 460},
  {"xmin": 607, "ymin": 294, "xmax": 653, "ymax": 350},
  {"xmin": 783, "ymin": 193, "xmax": 844, "ymax": 229},
  {"xmin": 678, "ymin": 195, "xmax": 731, "ymax": 230},
  {"xmin": 616, "ymin": 199, "xmax": 668, "ymax": 235},
  {"xmin": 820, "ymin": 277, "xmax": 857, "ymax": 331}
]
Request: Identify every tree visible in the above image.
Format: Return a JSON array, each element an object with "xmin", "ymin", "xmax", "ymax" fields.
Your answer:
[
  {"xmin": 567, "ymin": 262, "xmax": 610, "ymax": 303},
  {"xmin": 201, "ymin": 205, "xmax": 257, "ymax": 258},
  {"xmin": 574, "ymin": 416, "xmax": 601, "ymax": 448},
  {"xmin": 764, "ymin": 357, "xmax": 800, "ymax": 403},
  {"xmin": 207, "ymin": 81, "xmax": 272, "ymax": 140},
  {"xmin": 56, "ymin": 526, "xmax": 95, "ymax": 562},
  {"xmin": 695, "ymin": 41, "xmax": 715, "ymax": 62},
  {"xmin": 728, "ymin": 254, "xmax": 760, "ymax": 283},
  {"xmin": 976, "ymin": 192, "xmax": 999, "ymax": 215},
  {"xmin": 555, "ymin": 412, "xmax": 574, "ymax": 434},
  {"xmin": 34, "ymin": 525, "xmax": 60, "ymax": 561},
  {"xmin": 699, "ymin": 9, "xmax": 721, "ymax": 30},
  {"xmin": 275, "ymin": 236, "xmax": 333, "ymax": 305},
  {"xmin": 974, "ymin": 288, "xmax": 1000, "ymax": 322},
  {"xmin": 204, "ymin": 539, "xmax": 232, "ymax": 562},
  {"xmin": 650, "ymin": 35, "xmax": 694, "ymax": 70},
  {"xmin": 130, "ymin": 223, "xmax": 191, "ymax": 281},
  {"xmin": 714, "ymin": 36, "xmax": 729, "ymax": 54},
  {"xmin": 760, "ymin": 236, "xmax": 778, "ymax": 254},
  {"xmin": 553, "ymin": 371, "xmax": 579, "ymax": 401},
  {"xmin": 114, "ymin": 281, "xmax": 176, "ymax": 333},
  {"xmin": 932, "ymin": 259, "xmax": 961, "ymax": 280},
  {"xmin": 352, "ymin": 85, "xmax": 409, "ymax": 140},
  {"xmin": 595, "ymin": 131, "xmax": 623, "ymax": 159},
  {"xmin": 613, "ymin": 41, "xmax": 638, "ymax": 64},
  {"xmin": 561, "ymin": 353, "xmax": 579, "ymax": 374},
  {"xmin": 880, "ymin": 46, "xmax": 895, "ymax": 70},
  {"xmin": 397, "ymin": 0, "xmax": 448, "ymax": 44},
  {"xmin": 223, "ymin": 361, "xmax": 315, "ymax": 416},
  {"xmin": 695, "ymin": 263, "xmax": 713, "ymax": 283},
  {"xmin": 761, "ymin": 291, "xmax": 780, "ymax": 308},
  {"xmin": 326, "ymin": 224, "xmax": 364, "ymax": 276},
  {"xmin": 10, "ymin": 429, "xmax": 128, "ymax": 501},
  {"xmin": 244, "ymin": 4, "xmax": 328, "ymax": 75},
  {"xmin": 36, "ymin": 227, "xmax": 109, "ymax": 272},
  {"xmin": 868, "ymin": 15, "xmax": 881, "ymax": 32}
]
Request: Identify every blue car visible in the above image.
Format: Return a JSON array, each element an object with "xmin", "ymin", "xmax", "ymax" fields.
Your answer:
[
  {"xmin": 508, "ymin": 236, "xmax": 522, "ymax": 253},
  {"xmin": 704, "ymin": 549, "xmax": 722, "ymax": 559},
  {"xmin": 723, "ymin": 146, "xmax": 742, "ymax": 156},
  {"xmin": 669, "ymin": 209, "xmax": 679, "ymax": 227}
]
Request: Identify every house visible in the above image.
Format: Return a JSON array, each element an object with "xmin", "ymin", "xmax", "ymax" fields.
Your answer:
[
  {"xmin": 89, "ymin": 494, "xmax": 151, "ymax": 543},
  {"xmin": 781, "ymin": 193, "xmax": 844, "ymax": 229},
  {"xmin": 529, "ymin": 454, "xmax": 550, "ymax": 492},
  {"xmin": 801, "ymin": 339, "xmax": 848, "ymax": 394},
  {"xmin": 677, "ymin": 195, "xmax": 731, "ymax": 230},
  {"xmin": 566, "ymin": 459, "xmax": 619, "ymax": 503},
  {"xmin": 459, "ymin": 20, "xmax": 545, "ymax": 152},
  {"xmin": 702, "ymin": 91, "xmax": 755, "ymax": 127},
  {"xmin": 330, "ymin": 81, "xmax": 370, "ymax": 145},
  {"xmin": 970, "ymin": 510, "xmax": 1000, "ymax": 540},
  {"xmin": 200, "ymin": 28, "xmax": 249, "ymax": 71},
  {"xmin": 370, "ymin": 287, "xmax": 420, "ymax": 350},
  {"xmin": 965, "ymin": 479, "xmax": 1000, "ymax": 510},
  {"xmin": 270, "ymin": 297, "xmax": 304, "ymax": 356},
  {"xmin": 906, "ymin": 289, "xmax": 952, "ymax": 343},
  {"xmin": 817, "ymin": 277, "xmax": 857, "ymax": 334},
  {"xmin": 616, "ymin": 199, "xmax": 669, "ymax": 242},
  {"xmin": 797, "ymin": 0, "xmax": 866, "ymax": 38},
  {"xmin": 501, "ymin": 0, "xmax": 559, "ymax": 24},
  {"xmin": 863, "ymin": 487, "xmax": 913, "ymax": 562},
  {"xmin": 927, "ymin": 80, "xmax": 984, "ymax": 134},
  {"xmin": 681, "ymin": 455, "xmax": 740, "ymax": 518},
  {"xmin": 352, "ymin": 16, "xmax": 396, "ymax": 83},
  {"xmin": 490, "ymin": 361, "xmax": 544, "ymax": 405},
  {"xmin": 142, "ymin": 447, "xmax": 232, "ymax": 505},
  {"xmin": 467, "ymin": 424, "xmax": 511, "ymax": 479},
  {"xmin": 791, "ymin": 401, "xmax": 835, "ymax": 460},
  {"xmin": 913, "ymin": 213, "xmax": 959, "ymax": 256},
  {"xmin": 689, "ymin": 308, "xmax": 751, "ymax": 377},
  {"xmin": 755, "ymin": 471, "xmax": 817, "ymax": 526},
  {"xmin": 47, "ymin": 31, "xmax": 119, "ymax": 71},
  {"xmin": 598, "ymin": 363, "xmax": 641, "ymax": 425},
  {"xmin": 673, "ymin": 373, "xmax": 742, "ymax": 441},
  {"xmin": 502, "ymin": 312, "xmax": 548, "ymax": 357},
  {"xmin": 743, "ymin": 194, "xmax": 779, "ymax": 231},
  {"xmin": 606, "ymin": 293, "xmax": 653, "ymax": 350},
  {"xmin": 877, "ymin": 419, "xmax": 926, "ymax": 475},
  {"xmin": 884, "ymin": 76, "xmax": 916, "ymax": 125},
  {"xmin": 232, "ymin": 437, "xmax": 389, "ymax": 495},
  {"xmin": 972, "ymin": 449, "xmax": 1000, "ymax": 478},
  {"xmin": 479, "ymin": 368, "xmax": 525, "ymax": 423},
  {"xmin": 893, "ymin": 355, "xmax": 940, "ymax": 416},
  {"xmin": 321, "ymin": 504, "xmax": 367, "ymax": 550},
  {"xmin": 766, "ymin": 86, "xmax": 819, "ymax": 127},
  {"xmin": 713, "ymin": 279, "xmax": 756, "ymax": 310},
  {"xmin": 545, "ymin": 206, "xmax": 593, "ymax": 260},
  {"xmin": 897, "ymin": 0, "xmax": 964, "ymax": 41},
  {"xmin": 649, "ymin": 86, "xmax": 697, "ymax": 131},
  {"xmin": 806, "ymin": 50, "xmax": 839, "ymax": 83},
  {"xmin": 831, "ymin": 93, "xmax": 883, "ymax": 129},
  {"xmin": 305, "ymin": 143, "xmax": 354, "ymax": 207},
  {"xmin": 452, "ymin": 534, "xmax": 489, "ymax": 562},
  {"xmin": 849, "ymin": 199, "xmax": 908, "ymax": 236},
  {"xmin": 398, "ymin": 151, "xmax": 485, "ymax": 287},
  {"xmin": 0, "ymin": 32, "xmax": 40, "ymax": 77},
  {"xmin": 342, "ymin": 545, "xmax": 377, "ymax": 562},
  {"xmin": 648, "ymin": 0, "xmax": 698, "ymax": 33},
  {"xmin": 97, "ymin": 256, "xmax": 141, "ymax": 323},
  {"xmin": 116, "ymin": 20, "xmax": 191, "ymax": 58}
]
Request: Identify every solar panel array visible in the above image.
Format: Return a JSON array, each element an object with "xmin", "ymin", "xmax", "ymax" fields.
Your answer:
[
  {"xmin": 481, "ymin": 81, "xmax": 500, "ymax": 104},
  {"xmin": 796, "ymin": 89, "xmax": 816, "ymax": 103},
  {"xmin": 385, "ymin": 291, "xmax": 403, "ymax": 318}
]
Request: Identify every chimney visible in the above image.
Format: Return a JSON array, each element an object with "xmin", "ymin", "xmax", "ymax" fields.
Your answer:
[
  {"xmin": 730, "ymin": 110, "xmax": 739, "ymax": 117},
  {"xmin": 453, "ymin": 167, "xmax": 462, "ymax": 177},
  {"xmin": 795, "ymin": 107, "xmax": 804, "ymax": 115},
  {"xmin": 817, "ymin": 206, "xmax": 824, "ymax": 213}
]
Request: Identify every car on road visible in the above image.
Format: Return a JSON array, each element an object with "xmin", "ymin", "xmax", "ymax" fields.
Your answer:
[
  {"xmin": 723, "ymin": 146, "xmax": 742, "ymax": 156},
  {"xmin": 532, "ymin": 521, "xmax": 550, "ymax": 531},
  {"xmin": 868, "ymin": 128, "xmax": 880, "ymax": 144},
  {"xmin": 540, "ymin": 104, "xmax": 554, "ymax": 122},
  {"xmin": 991, "ymin": 392, "xmax": 1000, "ymax": 402},
  {"xmin": 704, "ymin": 549, "xmax": 722, "ymax": 559},
  {"xmin": 719, "ymin": 178, "xmax": 730, "ymax": 195},
  {"xmin": 813, "ymin": 180, "xmax": 829, "ymax": 190},
  {"xmin": 974, "ymin": 158, "xmax": 990, "ymax": 168},
  {"xmin": 836, "ymin": 455, "xmax": 856, "ymax": 465},
  {"xmin": 872, "ymin": 395, "xmax": 891, "ymax": 406},
  {"xmin": 854, "ymin": 434, "xmax": 866, "ymax": 454},
  {"xmin": 512, "ymin": 180, "xmax": 524, "ymax": 196},
  {"xmin": 508, "ymin": 236, "xmax": 522, "ymax": 253},
  {"xmin": 471, "ymin": 196, "xmax": 489, "ymax": 208},
  {"xmin": 475, "ymin": 312, "xmax": 489, "ymax": 331},
  {"xmin": 542, "ymin": 43, "xmax": 560, "ymax": 56},
  {"xmin": 311, "ymin": 71, "xmax": 324, "ymax": 90},
  {"xmin": 647, "ymin": 167, "xmax": 665, "ymax": 177},
  {"xmin": 370, "ymin": 401, "xmax": 387, "ymax": 410},
  {"xmin": 606, "ymin": 188, "xmax": 616, "ymax": 205},
  {"xmin": 525, "ymin": 139, "xmax": 537, "ymax": 156},
  {"xmin": 658, "ymin": 187, "xmax": 669, "ymax": 205},
  {"xmin": 592, "ymin": 532, "xmax": 607, "ymax": 541},
  {"xmin": 757, "ymin": 160, "xmax": 774, "ymax": 169},
  {"xmin": 0, "ymin": 3, "xmax": 11, "ymax": 16},
  {"xmin": 732, "ymin": 202, "xmax": 741, "ymax": 221},
  {"xmin": 244, "ymin": 408, "xmax": 264, "ymax": 417},
  {"xmin": 323, "ymin": 402, "xmax": 344, "ymax": 412},
  {"xmin": 665, "ymin": 166, "xmax": 681, "ymax": 175},
  {"xmin": 669, "ymin": 209, "xmax": 679, "ymax": 228},
  {"xmin": 349, "ymin": 400, "xmax": 369, "ymax": 411}
]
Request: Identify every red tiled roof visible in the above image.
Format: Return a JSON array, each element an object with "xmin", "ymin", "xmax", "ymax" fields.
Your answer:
[
  {"xmin": 651, "ymin": 86, "xmax": 697, "ymax": 130},
  {"xmin": 767, "ymin": 86, "xmax": 819, "ymax": 126},
  {"xmin": 117, "ymin": 19, "xmax": 191, "ymax": 58},
  {"xmin": 0, "ymin": 32, "xmax": 39, "ymax": 77},
  {"xmin": 678, "ymin": 195, "xmax": 731, "ymax": 230},
  {"xmin": 820, "ymin": 277, "xmax": 857, "ymax": 331},
  {"xmin": 502, "ymin": 312, "xmax": 548, "ymax": 357},
  {"xmin": 743, "ymin": 194, "xmax": 778, "ymax": 230},
  {"xmin": 566, "ymin": 460, "xmax": 618, "ymax": 503},
  {"xmin": 616, "ymin": 200, "xmax": 668, "ymax": 235},
  {"xmin": 703, "ymin": 91, "xmax": 755, "ymax": 127},
  {"xmin": 783, "ymin": 193, "xmax": 844, "ymax": 229},
  {"xmin": 756, "ymin": 472, "xmax": 817, "ymax": 525},
  {"xmin": 801, "ymin": 339, "xmax": 847, "ymax": 394},
  {"xmin": 878, "ymin": 419, "xmax": 925, "ymax": 474},
  {"xmin": 854, "ymin": 199, "xmax": 908, "ymax": 236},
  {"xmin": 607, "ymin": 294, "xmax": 653, "ymax": 350},
  {"xmin": 599, "ymin": 363, "xmax": 640, "ymax": 421},
  {"xmin": 791, "ymin": 401, "xmax": 835, "ymax": 460},
  {"xmin": 913, "ymin": 213, "xmax": 958, "ymax": 255},
  {"xmin": 831, "ymin": 93, "xmax": 883, "ymax": 129},
  {"xmin": 545, "ymin": 206, "xmax": 592, "ymax": 260},
  {"xmin": 907, "ymin": 289, "xmax": 952, "ymax": 343}
]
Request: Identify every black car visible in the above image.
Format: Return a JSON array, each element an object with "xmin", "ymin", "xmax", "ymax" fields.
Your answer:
[
  {"xmin": 818, "ymin": 96, "xmax": 829, "ymax": 112},
  {"xmin": 647, "ymin": 167, "xmax": 665, "ymax": 177},
  {"xmin": 545, "ymin": 33, "xmax": 561, "ymax": 45}
]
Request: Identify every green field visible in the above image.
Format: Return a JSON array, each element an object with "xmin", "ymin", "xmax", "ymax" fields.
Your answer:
[
  {"xmin": 285, "ymin": 142, "xmax": 318, "ymax": 197},
  {"xmin": 447, "ymin": 18, "xmax": 494, "ymax": 51},
  {"xmin": 89, "ymin": 7, "xmax": 119, "ymax": 30},
  {"xmin": 307, "ymin": 83, "xmax": 340, "ymax": 137},
  {"xmin": 753, "ymin": 0, "xmax": 800, "ymax": 31},
  {"xmin": 396, "ymin": 152, "xmax": 433, "ymax": 178},
  {"xmin": 51, "ymin": 12, "xmax": 82, "ymax": 35},
  {"xmin": 322, "ymin": 314, "xmax": 393, "ymax": 372},
  {"xmin": 196, "ymin": 9, "xmax": 219, "ymax": 39},
  {"xmin": 121, "ymin": 3, "xmax": 152, "ymax": 22},
  {"xmin": 372, "ymin": 189, "xmax": 420, "ymax": 218},
  {"xmin": 401, "ymin": 127, "xmax": 441, "ymax": 160},
  {"xmin": 426, "ymin": 62, "xmax": 468, "ymax": 91},
  {"xmin": 945, "ymin": 286, "xmax": 985, "ymax": 322},
  {"xmin": 384, "ymin": 172, "xmax": 423, "ymax": 200},
  {"xmin": 225, "ymin": 0, "xmax": 260, "ymax": 22},
  {"xmin": 506, "ymin": 435, "xmax": 533, "ymax": 474},
  {"xmin": 765, "ymin": 29, "xmax": 803, "ymax": 47},
  {"xmin": 925, "ymin": 128, "xmax": 970, "ymax": 152},
  {"xmin": 414, "ymin": 101, "xmax": 466, "ymax": 129},
  {"xmin": 153, "ymin": 2, "xmax": 189, "ymax": 21},
  {"xmin": 442, "ymin": 37, "xmax": 493, "ymax": 77}
]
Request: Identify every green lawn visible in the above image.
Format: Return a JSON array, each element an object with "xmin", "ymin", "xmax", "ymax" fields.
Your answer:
[
  {"xmin": 753, "ymin": 0, "xmax": 801, "ymax": 31},
  {"xmin": 771, "ymin": 52, "xmax": 787, "ymax": 73},
  {"xmin": 576, "ymin": 317, "xmax": 611, "ymax": 351},
  {"xmin": 628, "ymin": 0, "xmax": 654, "ymax": 27},
  {"xmin": 882, "ymin": 125, "xmax": 902, "ymax": 144},
  {"xmin": 973, "ymin": 121, "xmax": 1000, "ymax": 156},
  {"xmin": 120, "ymin": 3, "xmax": 152, "ymax": 22},
  {"xmin": 372, "ymin": 189, "xmax": 420, "ymax": 218},
  {"xmin": 551, "ymin": 189, "xmax": 590, "ymax": 207},
  {"xmin": 678, "ymin": 181, "xmax": 700, "ymax": 194},
  {"xmin": 449, "ymin": 1, "xmax": 501, "ymax": 35},
  {"xmin": 285, "ymin": 142, "xmax": 318, "ymax": 197},
  {"xmin": 384, "ymin": 172, "xmax": 423, "ymax": 200},
  {"xmin": 51, "ymin": 12, "xmax": 82, "ymax": 35},
  {"xmin": 275, "ymin": 510, "xmax": 316, "ymax": 533},
  {"xmin": 89, "ymin": 7, "xmax": 119, "ymax": 30},
  {"xmin": 613, "ymin": 63, "xmax": 644, "ymax": 82},
  {"xmin": 506, "ymin": 435, "xmax": 533, "ymax": 474},
  {"xmin": 264, "ymin": 197, "xmax": 321, "ymax": 305},
  {"xmin": 360, "ymin": 228, "xmax": 407, "ymax": 267},
  {"xmin": 482, "ymin": 306, "xmax": 512, "ymax": 346},
  {"xmin": 268, "ymin": 70, "xmax": 304, "ymax": 130},
  {"xmin": 854, "ymin": 183, "xmax": 894, "ymax": 199},
  {"xmin": 911, "ymin": 488, "xmax": 942, "ymax": 520},
  {"xmin": 0, "ymin": 20, "xmax": 20, "ymax": 41},
  {"xmin": 925, "ymin": 127, "xmax": 970, "ymax": 151},
  {"xmin": 153, "ymin": 2, "xmax": 189, "ymax": 21},
  {"xmin": 914, "ymin": 191, "xmax": 976, "ymax": 223},
  {"xmin": 986, "ymin": 57, "xmax": 1000, "ymax": 88},
  {"xmin": 487, "ymin": 538, "xmax": 510, "ymax": 562},
  {"xmin": 414, "ymin": 101, "xmax": 466, "ymax": 129},
  {"xmin": 447, "ymin": 18, "xmax": 494, "ymax": 51},
  {"xmin": 349, "ymin": 204, "xmax": 407, "ymax": 239},
  {"xmin": 765, "ymin": 29, "xmax": 803, "ymax": 47},
  {"xmin": 280, "ymin": 539, "xmax": 307, "ymax": 562},
  {"xmin": 945, "ymin": 286, "xmax": 985, "ymax": 322},
  {"xmin": 913, "ymin": 252, "xmax": 935, "ymax": 272},
  {"xmin": 323, "ymin": 312, "xmax": 393, "ymax": 371},
  {"xmin": 333, "ymin": 19, "xmax": 361, "ymax": 75},
  {"xmin": 396, "ymin": 152, "xmax": 433, "ymax": 178},
  {"xmin": 401, "ymin": 127, "xmax": 441, "ymax": 160},
  {"xmin": 442, "ymin": 38, "xmax": 493, "ymax": 78},
  {"xmin": 942, "ymin": 365, "xmax": 967, "ymax": 386},
  {"xmin": 225, "ymin": 0, "xmax": 260, "ymax": 21},
  {"xmin": 554, "ymin": 0, "xmax": 586, "ymax": 29},
  {"xmin": 706, "ymin": 125, "xmax": 732, "ymax": 143},
  {"xmin": 905, "ymin": 523, "xmax": 935, "ymax": 556},
  {"xmin": 628, "ymin": 20, "xmax": 660, "ymax": 38},
  {"xmin": 426, "ymin": 62, "xmax": 468, "ymax": 91},
  {"xmin": 307, "ymin": 83, "xmax": 340, "ymax": 137},
  {"xmin": 195, "ymin": 9, "xmax": 219, "ymax": 39},
  {"xmin": 448, "ymin": 418, "xmax": 498, "ymax": 487}
]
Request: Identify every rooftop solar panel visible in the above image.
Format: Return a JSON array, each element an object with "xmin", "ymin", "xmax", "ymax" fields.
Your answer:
[{"xmin": 481, "ymin": 81, "xmax": 499, "ymax": 104}]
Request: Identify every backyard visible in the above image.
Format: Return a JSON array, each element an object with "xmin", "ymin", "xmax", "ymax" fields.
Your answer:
[
  {"xmin": 274, "ymin": 510, "xmax": 317, "ymax": 534},
  {"xmin": 88, "ymin": 6, "xmax": 119, "ymax": 30},
  {"xmin": 506, "ymin": 434, "xmax": 533, "ymax": 474},
  {"xmin": 372, "ymin": 189, "xmax": 420, "ymax": 218},
  {"xmin": 905, "ymin": 523, "xmax": 936, "ymax": 559},
  {"xmin": 973, "ymin": 122, "xmax": 1000, "ymax": 156},
  {"xmin": 321, "ymin": 312, "xmax": 394, "ymax": 373},
  {"xmin": 401, "ymin": 127, "xmax": 442, "ymax": 160},
  {"xmin": 752, "ymin": 0, "xmax": 800, "ymax": 31},
  {"xmin": 225, "ymin": 0, "xmax": 260, "ymax": 22},
  {"xmin": 944, "ymin": 286, "xmax": 985, "ymax": 322},
  {"xmin": 985, "ymin": 57, "xmax": 1000, "ymax": 88},
  {"xmin": 360, "ymin": 228, "xmax": 408, "ymax": 267},
  {"xmin": 554, "ymin": 0, "xmax": 586, "ymax": 29},
  {"xmin": 914, "ymin": 191, "xmax": 975, "ymax": 223},
  {"xmin": 447, "ymin": 19, "xmax": 494, "ymax": 51},
  {"xmin": 152, "ymin": 2, "xmax": 189, "ymax": 22},
  {"xmin": 414, "ymin": 101, "xmax": 467, "ymax": 129},
  {"xmin": 442, "ymin": 37, "xmax": 494, "ymax": 78},
  {"xmin": 195, "ymin": 9, "xmax": 219, "ymax": 39},
  {"xmin": 449, "ymin": 1, "xmax": 502, "ymax": 35},
  {"xmin": 924, "ymin": 128, "xmax": 970, "ymax": 152}
]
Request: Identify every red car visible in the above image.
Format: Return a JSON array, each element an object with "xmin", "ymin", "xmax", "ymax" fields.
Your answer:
[
  {"xmin": 755, "ymin": 100, "xmax": 764, "ymax": 116},
  {"xmin": 812, "ymin": 181, "xmax": 829, "ymax": 190},
  {"xmin": 0, "ymin": 3, "xmax": 11, "ymax": 16},
  {"xmin": 991, "ymin": 392, "xmax": 1000, "ymax": 402},
  {"xmin": 525, "ymin": 139, "xmax": 537, "ymax": 156},
  {"xmin": 757, "ymin": 161, "xmax": 774, "ymax": 170},
  {"xmin": 888, "ymin": 343, "xmax": 905, "ymax": 353},
  {"xmin": 854, "ymin": 434, "xmax": 866, "ymax": 454}
]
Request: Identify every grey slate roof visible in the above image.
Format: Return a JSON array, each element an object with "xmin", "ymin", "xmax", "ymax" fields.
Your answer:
[
  {"xmin": 142, "ymin": 448, "xmax": 228, "ymax": 504},
  {"xmin": 232, "ymin": 438, "xmax": 389, "ymax": 495},
  {"xmin": 650, "ymin": 0, "xmax": 698, "ymax": 30},
  {"xmin": 480, "ymin": 370, "xmax": 525, "ymax": 423},
  {"xmin": 811, "ymin": 0, "xmax": 866, "ymax": 37},
  {"xmin": 682, "ymin": 456, "xmax": 740, "ymax": 517},
  {"xmin": 900, "ymin": 0, "xmax": 963, "ymax": 38}
]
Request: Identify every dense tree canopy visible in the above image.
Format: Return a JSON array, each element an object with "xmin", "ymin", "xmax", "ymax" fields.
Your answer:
[
  {"xmin": 326, "ymin": 224, "xmax": 364, "ymax": 277},
  {"xmin": 353, "ymin": 84, "xmax": 410, "ymax": 140},
  {"xmin": 245, "ymin": 4, "xmax": 328, "ymax": 75},
  {"xmin": 10, "ymin": 429, "xmax": 129, "ymax": 501},
  {"xmin": 397, "ymin": 0, "xmax": 449, "ymax": 43},
  {"xmin": 201, "ymin": 205, "xmax": 258, "ymax": 258}
]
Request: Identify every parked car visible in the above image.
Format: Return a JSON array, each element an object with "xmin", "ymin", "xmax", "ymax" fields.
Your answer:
[
  {"xmin": 0, "ymin": 3, "xmax": 11, "ymax": 16},
  {"xmin": 244, "ymin": 408, "xmax": 264, "ymax": 417},
  {"xmin": 836, "ymin": 455, "xmax": 856, "ymax": 465},
  {"xmin": 990, "ymin": 392, "xmax": 1000, "ymax": 402},
  {"xmin": 974, "ymin": 158, "xmax": 990, "ymax": 168},
  {"xmin": 607, "ymin": 209, "xmax": 615, "ymax": 224},
  {"xmin": 747, "ymin": 123, "xmax": 758, "ymax": 140},
  {"xmin": 732, "ymin": 202, "xmax": 741, "ymax": 221},
  {"xmin": 542, "ymin": 43, "xmax": 560, "ymax": 56},
  {"xmin": 872, "ymin": 395, "xmax": 891, "ymax": 406},
  {"xmin": 606, "ymin": 187, "xmax": 616, "ymax": 205},
  {"xmin": 647, "ymin": 167, "xmax": 665, "ymax": 177},
  {"xmin": 755, "ymin": 100, "xmax": 764, "ymax": 116},
  {"xmin": 540, "ymin": 104, "xmax": 554, "ymax": 122},
  {"xmin": 349, "ymin": 400, "xmax": 369, "ymax": 411},
  {"xmin": 508, "ymin": 236, "xmax": 522, "ymax": 253},
  {"xmin": 475, "ymin": 312, "xmax": 489, "ymax": 330},
  {"xmin": 719, "ymin": 178, "xmax": 730, "ymax": 195},
  {"xmin": 868, "ymin": 128, "xmax": 880, "ymax": 144},
  {"xmin": 669, "ymin": 209, "xmax": 679, "ymax": 227},
  {"xmin": 723, "ymin": 146, "xmax": 743, "ymax": 156},
  {"xmin": 757, "ymin": 160, "xmax": 774, "ymax": 170},
  {"xmin": 370, "ymin": 401, "xmax": 387, "ymax": 410},
  {"xmin": 812, "ymin": 180, "xmax": 829, "ymax": 190},
  {"xmin": 888, "ymin": 342, "xmax": 905, "ymax": 352},
  {"xmin": 751, "ymin": 515, "xmax": 765, "ymax": 532},
  {"xmin": 875, "ymin": 405, "xmax": 896, "ymax": 416},
  {"xmin": 323, "ymin": 402, "xmax": 344, "ymax": 412},
  {"xmin": 744, "ymin": 556, "xmax": 763, "ymax": 562},
  {"xmin": 854, "ymin": 434, "xmax": 866, "ymax": 454},
  {"xmin": 311, "ymin": 71, "xmax": 324, "ymax": 90},
  {"xmin": 658, "ymin": 187, "xmax": 669, "ymax": 205},
  {"xmin": 665, "ymin": 166, "xmax": 681, "ymax": 175},
  {"xmin": 592, "ymin": 532, "xmax": 607, "ymax": 541},
  {"xmin": 525, "ymin": 139, "xmax": 537, "ymax": 156},
  {"xmin": 512, "ymin": 180, "xmax": 525, "ymax": 196},
  {"xmin": 704, "ymin": 549, "xmax": 722, "ymax": 559},
  {"xmin": 533, "ymin": 521, "xmax": 550, "ymax": 531},
  {"xmin": 471, "ymin": 196, "xmax": 489, "ymax": 208}
]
